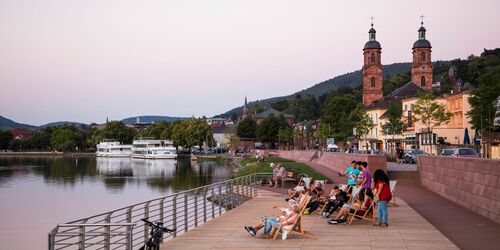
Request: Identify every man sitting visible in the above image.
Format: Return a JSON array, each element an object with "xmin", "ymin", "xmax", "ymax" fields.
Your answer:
[
  {"xmin": 321, "ymin": 186, "xmax": 349, "ymax": 218},
  {"xmin": 244, "ymin": 200, "xmax": 300, "ymax": 238},
  {"xmin": 286, "ymin": 179, "xmax": 306, "ymax": 202},
  {"xmin": 303, "ymin": 181, "xmax": 324, "ymax": 215}
]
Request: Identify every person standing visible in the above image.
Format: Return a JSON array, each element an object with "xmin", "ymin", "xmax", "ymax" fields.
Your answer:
[
  {"xmin": 357, "ymin": 162, "xmax": 372, "ymax": 202},
  {"xmin": 373, "ymin": 169, "xmax": 392, "ymax": 227},
  {"xmin": 339, "ymin": 161, "xmax": 360, "ymax": 192}
]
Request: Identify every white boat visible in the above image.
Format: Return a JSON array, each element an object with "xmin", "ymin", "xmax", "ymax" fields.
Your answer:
[
  {"xmin": 131, "ymin": 138, "xmax": 178, "ymax": 159},
  {"xmin": 96, "ymin": 139, "xmax": 132, "ymax": 157}
]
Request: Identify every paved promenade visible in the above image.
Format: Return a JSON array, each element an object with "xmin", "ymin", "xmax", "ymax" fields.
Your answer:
[{"xmin": 161, "ymin": 189, "xmax": 458, "ymax": 250}]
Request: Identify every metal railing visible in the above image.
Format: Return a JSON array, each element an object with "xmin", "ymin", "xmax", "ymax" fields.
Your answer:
[{"xmin": 48, "ymin": 173, "xmax": 271, "ymax": 250}]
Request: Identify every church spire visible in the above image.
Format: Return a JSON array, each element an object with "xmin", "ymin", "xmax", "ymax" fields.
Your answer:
[
  {"xmin": 362, "ymin": 17, "xmax": 383, "ymax": 107},
  {"xmin": 243, "ymin": 95, "xmax": 249, "ymax": 118}
]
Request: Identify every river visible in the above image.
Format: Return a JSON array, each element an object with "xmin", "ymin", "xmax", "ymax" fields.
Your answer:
[{"xmin": 0, "ymin": 155, "xmax": 232, "ymax": 250}]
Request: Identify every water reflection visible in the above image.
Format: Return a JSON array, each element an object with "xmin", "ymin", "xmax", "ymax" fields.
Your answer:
[
  {"xmin": 0, "ymin": 155, "xmax": 232, "ymax": 192},
  {"xmin": 0, "ymin": 155, "xmax": 232, "ymax": 250}
]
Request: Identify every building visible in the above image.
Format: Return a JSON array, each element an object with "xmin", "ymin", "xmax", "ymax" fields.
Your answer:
[
  {"xmin": 401, "ymin": 92, "xmax": 474, "ymax": 153},
  {"xmin": 360, "ymin": 18, "xmax": 475, "ymax": 154},
  {"xmin": 206, "ymin": 117, "xmax": 226, "ymax": 127},
  {"xmin": 253, "ymin": 107, "xmax": 294, "ymax": 126},
  {"xmin": 362, "ymin": 22, "xmax": 383, "ymax": 107},
  {"xmin": 10, "ymin": 128, "xmax": 31, "ymax": 140},
  {"xmin": 242, "ymin": 96, "xmax": 250, "ymax": 119}
]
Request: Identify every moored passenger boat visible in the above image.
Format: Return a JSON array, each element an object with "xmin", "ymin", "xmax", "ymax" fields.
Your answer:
[
  {"xmin": 131, "ymin": 138, "xmax": 177, "ymax": 159},
  {"xmin": 96, "ymin": 139, "xmax": 133, "ymax": 157}
]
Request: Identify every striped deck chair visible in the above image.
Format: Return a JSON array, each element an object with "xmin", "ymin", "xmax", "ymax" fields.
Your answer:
[
  {"xmin": 271, "ymin": 195, "xmax": 318, "ymax": 240},
  {"xmin": 389, "ymin": 180, "xmax": 398, "ymax": 206},
  {"xmin": 347, "ymin": 198, "xmax": 376, "ymax": 224},
  {"xmin": 311, "ymin": 180, "xmax": 327, "ymax": 214}
]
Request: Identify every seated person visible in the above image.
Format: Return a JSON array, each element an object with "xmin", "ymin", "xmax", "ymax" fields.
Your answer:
[
  {"xmin": 268, "ymin": 163, "xmax": 279, "ymax": 187},
  {"xmin": 321, "ymin": 186, "xmax": 349, "ymax": 218},
  {"xmin": 327, "ymin": 191, "xmax": 374, "ymax": 224},
  {"xmin": 244, "ymin": 200, "xmax": 300, "ymax": 237},
  {"xmin": 303, "ymin": 181, "xmax": 325, "ymax": 215},
  {"xmin": 271, "ymin": 164, "xmax": 287, "ymax": 188},
  {"xmin": 286, "ymin": 179, "xmax": 306, "ymax": 202}
]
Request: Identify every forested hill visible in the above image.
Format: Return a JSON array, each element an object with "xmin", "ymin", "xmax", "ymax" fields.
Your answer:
[{"xmin": 219, "ymin": 62, "xmax": 412, "ymax": 118}]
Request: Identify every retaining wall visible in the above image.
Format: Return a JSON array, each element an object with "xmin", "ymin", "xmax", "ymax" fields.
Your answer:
[
  {"xmin": 418, "ymin": 155, "xmax": 500, "ymax": 224},
  {"xmin": 277, "ymin": 150, "xmax": 387, "ymax": 177}
]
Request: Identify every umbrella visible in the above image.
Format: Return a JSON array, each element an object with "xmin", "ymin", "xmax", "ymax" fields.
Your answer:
[
  {"xmin": 463, "ymin": 128, "xmax": 471, "ymax": 145},
  {"xmin": 473, "ymin": 128, "xmax": 480, "ymax": 145}
]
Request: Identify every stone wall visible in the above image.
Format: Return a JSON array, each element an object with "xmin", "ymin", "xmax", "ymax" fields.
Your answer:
[
  {"xmin": 277, "ymin": 150, "xmax": 387, "ymax": 176},
  {"xmin": 418, "ymin": 155, "xmax": 500, "ymax": 224}
]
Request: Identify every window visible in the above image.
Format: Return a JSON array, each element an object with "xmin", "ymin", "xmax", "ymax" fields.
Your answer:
[
  {"xmin": 370, "ymin": 77, "xmax": 376, "ymax": 87},
  {"xmin": 370, "ymin": 53, "xmax": 375, "ymax": 63},
  {"xmin": 421, "ymin": 76, "xmax": 426, "ymax": 86},
  {"xmin": 375, "ymin": 113, "xmax": 378, "ymax": 123},
  {"xmin": 420, "ymin": 52, "xmax": 426, "ymax": 62},
  {"xmin": 411, "ymin": 104, "xmax": 414, "ymax": 110},
  {"xmin": 404, "ymin": 104, "xmax": 408, "ymax": 111}
]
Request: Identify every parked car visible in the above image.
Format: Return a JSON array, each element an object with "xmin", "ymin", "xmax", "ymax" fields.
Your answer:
[
  {"xmin": 452, "ymin": 148, "xmax": 480, "ymax": 158},
  {"xmin": 404, "ymin": 149, "xmax": 427, "ymax": 164},
  {"xmin": 441, "ymin": 149, "xmax": 455, "ymax": 157}
]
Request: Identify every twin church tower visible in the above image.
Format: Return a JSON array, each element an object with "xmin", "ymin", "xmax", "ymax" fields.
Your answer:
[{"xmin": 362, "ymin": 18, "xmax": 433, "ymax": 106}]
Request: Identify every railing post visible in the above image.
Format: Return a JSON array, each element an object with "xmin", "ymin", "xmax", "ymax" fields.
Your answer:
[
  {"xmin": 104, "ymin": 213, "xmax": 111, "ymax": 250},
  {"xmin": 79, "ymin": 225, "xmax": 85, "ymax": 250},
  {"xmin": 184, "ymin": 194, "xmax": 188, "ymax": 232},
  {"xmin": 211, "ymin": 187, "xmax": 215, "ymax": 219},
  {"xmin": 203, "ymin": 188, "xmax": 207, "ymax": 223},
  {"xmin": 144, "ymin": 201, "xmax": 150, "ymax": 243},
  {"xmin": 172, "ymin": 195, "xmax": 177, "ymax": 238},
  {"xmin": 194, "ymin": 192, "xmax": 198, "ymax": 227},
  {"xmin": 218, "ymin": 185, "xmax": 222, "ymax": 215},
  {"xmin": 127, "ymin": 225, "xmax": 133, "ymax": 250},
  {"xmin": 126, "ymin": 206, "xmax": 133, "ymax": 249},
  {"xmin": 160, "ymin": 198, "xmax": 165, "ymax": 223}
]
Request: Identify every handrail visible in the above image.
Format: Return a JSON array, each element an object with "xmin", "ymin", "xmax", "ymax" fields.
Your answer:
[{"xmin": 48, "ymin": 173, "xmax": 272, "ymax": 250}]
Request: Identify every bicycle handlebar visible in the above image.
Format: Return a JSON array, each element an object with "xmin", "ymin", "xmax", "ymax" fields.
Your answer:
[{"xmin": 141, "ymin": 218, "xmax": 176, "ymax": 233}]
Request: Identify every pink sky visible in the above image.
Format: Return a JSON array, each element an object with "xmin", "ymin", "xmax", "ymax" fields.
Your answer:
[{"xmin": 1, "ymin": 0, "xmax": 499, "ymax": 125}]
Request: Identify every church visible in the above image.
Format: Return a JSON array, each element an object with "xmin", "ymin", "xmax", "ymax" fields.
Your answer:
[{"xmin": 360, "ymin": 18, "xmax": 475, "ymax": 154}]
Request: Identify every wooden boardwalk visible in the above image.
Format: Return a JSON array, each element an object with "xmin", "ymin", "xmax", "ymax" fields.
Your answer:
[{"xmin": 161, "ymin": 189, "xmax": 458, "ymax": 250}]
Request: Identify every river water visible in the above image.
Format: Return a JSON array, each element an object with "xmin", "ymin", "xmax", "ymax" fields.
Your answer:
[{"xmin": 0, "ymin": 155, "xmax": 232, "ymax": 250}]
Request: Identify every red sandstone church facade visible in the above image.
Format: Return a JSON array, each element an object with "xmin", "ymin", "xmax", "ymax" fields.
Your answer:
[{"xmin": 362, "ymin": 20, "xmax": 433, "ymax": 107}]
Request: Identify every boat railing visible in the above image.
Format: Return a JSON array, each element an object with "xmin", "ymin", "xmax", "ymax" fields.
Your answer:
[{"xmin": 48, "ymin": 173, "xmax": 272, "ymax": 250}]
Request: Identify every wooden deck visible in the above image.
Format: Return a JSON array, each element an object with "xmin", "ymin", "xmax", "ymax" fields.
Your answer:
[{"xmin": 161, "ymin": 189, "xmax": 458, "ymax": 250}]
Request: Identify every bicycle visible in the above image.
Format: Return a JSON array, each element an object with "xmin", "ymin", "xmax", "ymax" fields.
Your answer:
[{"xmin": 139, "ymin": 218, "xmax": 175, "ymax": 250}]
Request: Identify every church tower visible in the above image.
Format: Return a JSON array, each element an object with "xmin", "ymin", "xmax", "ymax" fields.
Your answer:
[
  {"xmin": 242, "ymin": 96, "xmax": 249, "ymax": 118},
  {"xmin": 411, "ymin": 16, "xmax": 433, "ymax": 91},
  {"xmin": 362, "ymin": 19, "xmax": 383, "ymax": 107}
]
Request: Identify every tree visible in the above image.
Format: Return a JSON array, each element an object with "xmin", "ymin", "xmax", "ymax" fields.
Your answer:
[
  {"xmin": 252, "ymin": 104, "xmax": 263, "ymax": 114},
  {"xmin": 144, "ymin": 121, "xmax": 173, "ymax": 140},
  {"xmin": 0, "ymin": 130, "xmax": 13, "ymax": 150},
  {"xmin": 8, "ymin": 138, "xmax": 24, "ymax": 151},
  {"xmin": 382, "ymin": 102, "xmax": 406, "ymax": 156},
  {"xmin": 277, "ymin": 126, "xmax": 293, "ymax": 149},
  {"xmin": 50, "ymin": 126, "xmax": 82, "ymax": 151},
  {"xmin": 467, "ymin": 64, "xmax": 500, "ymax": 133},
  {"xmin": 413, "ymin": 93, "xmax": 452, "ymax": 154},
  {"xmin": 321, "ymin": 95, "xmax": 360, "ymax": 141},
  {"xmin": 172, "ymin": 119, "xmax": 213, "ymax": 149},
  {"xmin": 98, "ymin": 121, "xmax": 137, "ymax": 144},
  {"xmin": 171, "ymin": 121, "xmax": 187, "ymax": 148},
  {"xmin": 256, "ymin": 114, "xmax": 290, "ymax": 148},
  {"xmin": 351, "ymin": 106, "xmax": 372, "ymax": 152},
  {"xmin": 230, "ymin": 112, "xmax": 238, "ymax": 123},
  {"xmin": 236, "ymin": 117, "xmax": 256, "ymax": 139}
]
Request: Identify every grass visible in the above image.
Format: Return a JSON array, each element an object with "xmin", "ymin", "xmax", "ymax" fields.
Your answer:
[{"xmin": 236, "ymin": 156, "xmax": 327, "ymax": 180}]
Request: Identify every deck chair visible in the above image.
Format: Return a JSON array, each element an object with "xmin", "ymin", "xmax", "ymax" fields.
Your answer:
[
  {"xmin": 310, "ymin": 180, "xmax": 327, "ymax": 214},
  {"xmin": 339, "ymin": 184, "xmax": 349, "ymax": 192},
  {"xmin": 389, "ymin": 180, "xmax": 398, "ymax": 206},
  {"xmin": 271, "ymin": 195, "xmax": 318, "ymax": 240},
  {"xmin": 347, "ymin": 199, "xmax": 376, "ymax": 224},
  {"xmin": 301, "ymin": 177, "xmax": 313, "ymax": 191}
]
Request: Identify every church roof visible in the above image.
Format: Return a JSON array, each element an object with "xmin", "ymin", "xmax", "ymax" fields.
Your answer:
[
  {"xmin": 253, "ymin": 108, "xmax": 294, "ymax": 119},
  {"xmin": 367, "ymin": 82, "xmax": 428, "ymax": 110},
  {"xmin": 412, "ymin": 39, "xmax": 432, "ymax": 49},
  {"xmin": 364, "ymin": 40, "xmax": 381, "ymax": 50}
]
